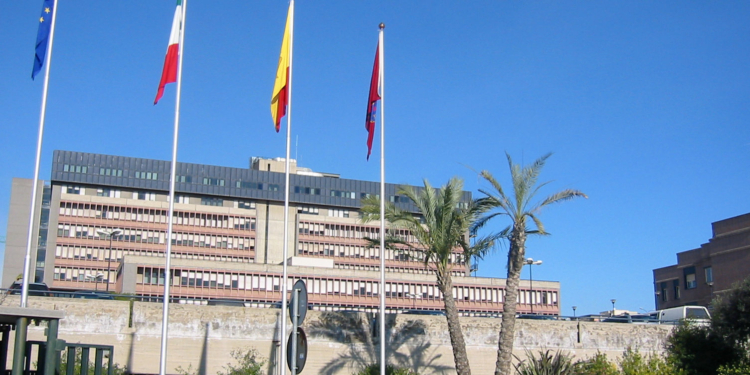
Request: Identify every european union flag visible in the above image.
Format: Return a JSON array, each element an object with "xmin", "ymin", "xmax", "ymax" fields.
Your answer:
[{"xmin": 32, "ymin": 0, "xmax": 55, "ymax": 80}]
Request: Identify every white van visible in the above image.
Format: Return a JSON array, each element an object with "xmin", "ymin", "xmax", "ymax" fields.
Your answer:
[{"xmin": 655, "ymin": 305, "xmax": 711, "ymax": 325}]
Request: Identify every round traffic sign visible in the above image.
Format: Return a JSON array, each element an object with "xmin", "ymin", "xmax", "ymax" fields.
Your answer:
[{"xmin": 286, "ymin": 327, "xmax": 307, "ymax": 374}]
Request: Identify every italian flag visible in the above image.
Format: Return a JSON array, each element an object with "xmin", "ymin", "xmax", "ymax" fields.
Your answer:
[{"xmin": 154, "ymin": 0, "xmax": 183, "ymax": 105}]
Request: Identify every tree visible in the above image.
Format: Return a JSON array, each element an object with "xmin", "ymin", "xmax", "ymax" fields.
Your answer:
[
  {"xmin": 473, "ymin": 153, "xmax": 587, "ymax": 375},
  {"xmin": 712, "ymin": 276, "xmax": 750, "ymax": 350},
  {"xmin": 361, "ymin": 177, "xmax": 496, "ymax": 375}
]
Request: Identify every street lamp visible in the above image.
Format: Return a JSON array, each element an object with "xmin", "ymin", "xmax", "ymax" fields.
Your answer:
[
  {"xmin": 572, "ymin": 306, "xmax": 577, "ymax": 318},
  {"xmin": 524, "ymin": 258, "xmax": 543, "ymax": 314},
  {"xmin": 85, "ymin": 273, "xmax": 105, "ymax": 291},
  {"xmin": 610, "ymin": 299, "xmax": 616, "ymax": 316},
  {"xmin": 96, "ymin": 228, "xmax": 122, "ymax": 292}
]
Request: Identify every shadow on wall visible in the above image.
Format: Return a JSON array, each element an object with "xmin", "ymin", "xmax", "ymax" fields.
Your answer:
[{"xmin": 307, "ymin": 312, "xmax": 452, "ymax": 375}]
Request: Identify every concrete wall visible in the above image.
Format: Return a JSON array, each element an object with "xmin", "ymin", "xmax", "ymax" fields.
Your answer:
[{"xmin": 4, "ymin": 296, "xmax": 674, "ymax": 375}]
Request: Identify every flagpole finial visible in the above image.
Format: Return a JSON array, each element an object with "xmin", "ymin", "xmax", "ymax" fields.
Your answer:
[{"xmin": 379, "ymin": 23, "xmax": 385, "ymax": 30}]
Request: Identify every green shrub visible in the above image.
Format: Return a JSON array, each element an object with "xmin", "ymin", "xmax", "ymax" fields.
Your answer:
[
  {"xmin": 514, "ymin": 350, "xmax": 576, "ymax": 375},
  {"xmin": 574, "ymin": 352, "xmax": 619, "ymax": 375},
  {"xmin": 618, "ymin": 347, "xmax": 681, "ymax": 375},
  {"xmin": 176, "ymin": 348, "xmax": 266, "ymax": 375},
  {"xmin": 716, "ymin": 363, "xmax": 750, "ymax": 375}
]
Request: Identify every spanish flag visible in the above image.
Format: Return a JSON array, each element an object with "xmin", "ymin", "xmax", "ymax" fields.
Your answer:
[
  {"xmin": 154, "ymin": 0, "xmax": 183, "ymax": 105},
  {"xmin": 271, "ymin": 2, "xmax": 293, "ymax": 132}
]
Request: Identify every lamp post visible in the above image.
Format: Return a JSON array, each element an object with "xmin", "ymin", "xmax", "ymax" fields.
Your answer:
[
  {"xmin": 96, "ymin": 228, "xmax": 122, "ymax": 292},
  {"xmin": 572, "ymin": 306, "xmax": 577, "ymax": 319},
  {"xmin": 524, "ymin": 258, "xmax": 543, "ymax": 314},
  {"xmin": 610, "ymin": 299, "xmax": 616, "ymax": 316},
  {"xmin": 85, "ymin": 273, "xmax": 105, "ymax": 291}
]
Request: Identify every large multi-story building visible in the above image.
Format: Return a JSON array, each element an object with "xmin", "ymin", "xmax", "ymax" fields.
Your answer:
[
  {"xmin": 653, "ymin": 212, "xmax": 750, "ymax": 310},
  {"xmin": 3, "ymin": 150, "xmax": 561, "ymax": 315}
]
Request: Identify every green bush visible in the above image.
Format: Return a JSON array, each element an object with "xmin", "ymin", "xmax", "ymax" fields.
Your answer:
[
  {"xmin": 176, "ymin": 348, "xmax": 266, "ymax": 375},
  {"xmin": 665, "ymin": 321, "xmax": 741, "ymax": 375},
  {"xmin": 716, "ymin": 363, "xmax": 750, "ymax": 375},
  {"xmin": 618, "ymin": 347, "xmax": 682, "ymax": 375},
  {"xmin": 514, "ymin": 350, "xmax": 576, "ymax": 375},
  {"xmin": 574, "ymin": 352, "xmax": 619, "ymax": 375}
]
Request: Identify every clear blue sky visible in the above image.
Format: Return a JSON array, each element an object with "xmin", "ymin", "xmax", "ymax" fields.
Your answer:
[{"xmin": 1, "ymin": 1, "xmax": 749, "ymax": 316}]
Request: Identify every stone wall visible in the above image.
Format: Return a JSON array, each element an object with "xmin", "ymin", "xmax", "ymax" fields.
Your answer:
[{"xmin": 4, "ymin": 297, "xmax": 674, "ymax": 374}]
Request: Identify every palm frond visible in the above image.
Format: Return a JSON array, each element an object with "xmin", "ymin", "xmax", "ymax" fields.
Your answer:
[{"xmin": 536, "ymin": 189, "xmax": 588, "ymax": 210}]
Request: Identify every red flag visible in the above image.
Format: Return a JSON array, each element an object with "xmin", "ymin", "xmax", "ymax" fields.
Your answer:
[
  {"xmin": 154, "ymin": 0, "xmax": 183, "ymax": 105},
  {"xmin": 365, "ymin": 43, "xmax": 381, "ymax": 160}
]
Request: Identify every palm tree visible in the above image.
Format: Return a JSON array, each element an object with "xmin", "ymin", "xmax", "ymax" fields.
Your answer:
[
  {"xmin": 361, "ymin": 177, "xmax": 496, "ymax": 375},
  {"xmin": 473, "ymin": 153, "xmax": 586, "ymax": 375}
]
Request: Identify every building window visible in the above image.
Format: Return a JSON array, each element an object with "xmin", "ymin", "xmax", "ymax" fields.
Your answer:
[
  {"xmin": 298, "ymin": 206, "xmax": 319, "ymax": 215},
  {"xmin": 237, "ymin": 201, "xmax": 255, "ymax": 210},
  {"xmin": 236, "ymin": 181, "xmax": 263, "ymax": 190},
  {"xmin": 360, "ymin": 193, "xmax": 380, "ymax": 200},
  {"xmin": 673, "ymin": 279, "xmax": 681, "ymax": 300},
  {"xmin": 331, "ymin": 190, "xmax": 356, "ymax": 199},
  {"xmin": 294, "ymin": 186, "xmax": 321, "ymax": 195},
  {"xmin": 176, "ymin": 175, "xmax": 192, "ymax": 183},
  {"xmin": 390, "ymin": 195, "xmax": 410, "ymax": 204},
  {"xmin": 63, "ymin": 164, "xmax": 88, "ymax": 173},
  {"xmin": 329, "ymin": 209, "xmax": 349, "ymax": 218},
  {"xmin": 684, "ymin": 266, "xmax": 697, "ymax": 289},
  {"xmin": 705, "ymin": 267, "xmax": 713, "ymax": 284},
  {"xmin": 660, "ymin": 282, "xmax": 668, "ymax": 302},
  {"xmin": 137, "ymin": 192, "xmax": 156, "ymax": 201},
  {"xmin": 135, "ymin": 171, "xmax": 158, "ymax": 180},
  {"xmin": 268, "ymin": 184, "xmax": 280, "ymax": 191},
  {"xmin": 97, "ymin": 189, "xmax": 120, "ymax": 198},
  {"xmin": 64, "ymin": 186, "xmax": 82, "ymax": 195},
  {"xmin": 98, "ymin": 168, "xmax": 123, "ymax": 177},
  {"xmin": 201, "ymin": 197, "xmax": 223, "ymax": 206},
  {"xmin": 203, "ymin": 177, "xmax": 225, "ymax": 186}
]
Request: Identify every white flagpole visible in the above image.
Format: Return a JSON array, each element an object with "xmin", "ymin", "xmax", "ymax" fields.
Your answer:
[
  {"xmin": 280, "ymin": 1, "xmax": 295, "ymax": 374},
  {"xmin": 21, "ymin": 0, "xmax": 59, "ymax": 309},
  {"xmin": 159, "ymin": 0, "xmax": 187, "ymax": 374},
  {"xmin": 377, "ymin": 23, "xmax": 386, "ymax": 375}
]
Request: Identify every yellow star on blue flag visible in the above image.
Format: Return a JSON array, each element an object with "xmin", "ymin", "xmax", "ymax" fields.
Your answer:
[{"xmin": 32, "ymin": 0, "xmax": 56, "ymax": 80}]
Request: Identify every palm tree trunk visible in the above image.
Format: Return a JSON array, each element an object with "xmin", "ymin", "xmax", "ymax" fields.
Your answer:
[
  {"xmin": 437, "ymin": 271, "xmax": 472, "ymax": 375},
  {"xmin": 495, "ymin": 225, "xmax": 526, "ymax": 375}
]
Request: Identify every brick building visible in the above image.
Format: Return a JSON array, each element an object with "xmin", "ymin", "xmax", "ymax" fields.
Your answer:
[{"xmin": 653, "ymin": 212, "xmax": 750, "ymax": 310}]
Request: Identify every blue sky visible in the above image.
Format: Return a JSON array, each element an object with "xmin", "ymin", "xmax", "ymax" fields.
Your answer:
[{"xmin": 1, "ymin": 1, "xmax": 749, "ymax": 316}]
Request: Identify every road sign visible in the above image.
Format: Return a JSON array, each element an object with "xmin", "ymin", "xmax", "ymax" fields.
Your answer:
[
  {"xmin": 286, "ymin": 327, "xmax": 307, "ymax": 374},
  {"xmin": 288, "ymin": 279, "xmax": 308, "ymax": 324}
]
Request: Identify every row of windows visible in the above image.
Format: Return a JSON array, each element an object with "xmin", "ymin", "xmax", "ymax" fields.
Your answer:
[
  {"xmin": 331, "ymin": 190, "xmax": 356, "ymax": 199},
  {"xmin": 62, "ymin": 164, "xmax": 88, "ymax": 174},
  {"xmin": 295, "ymin": 186, "xmax": 321, "ymax": 195},
  {"xmin": 298, "ymin": 221, "xmax": 420, "ymax": 244},
  {"xmin": 55, "ymin": 245, "xmax": 253, "ymax": 263},
  {"xmin": 334, "ymin": 263, "xmax": 466, "ymax": 277},
  {"xmin": 297, "ymin": 241, "xmax": 465, "ymax": 266},
  {"xmin": 62, "ymin": 186, "xmax": 258, "ymax": 210},
  {"xmin": 59, "ymin": 202, "xmax": 256, "ymax": 230},
  {"xmin": 135, "ymin": 171, "xmax": 158, "ymax": 180},
  {"xmin": 135, "ymin": 267, "xmax": 557, "ymax": 306},
  {"xmin": 203, "ymin": 178, "xmax": 225, "ymax": 186},
  {"xmin": 56, "ymin": 224, "xmax": 256, "ymax": 250},
  {"xmin": 135, "ymin": 267, "xmax": 524, "ymax": 304},
  {"xmin": 329, "ymin": 209, "xmax": 350, "ymax": 218},
  {"xmin": 53, "ymin": 267, "xmax": 114, "ymax": 283},
  {"xmin": 98, "ymin": 168, "xmax": 123, "ymax": 177},
  {"xmin": 298, "ymin": 206, "xmax": 319, "ymax": 215}
]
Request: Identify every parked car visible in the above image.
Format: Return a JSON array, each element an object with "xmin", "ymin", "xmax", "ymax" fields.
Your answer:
[
  {"xmin": 8, "ymin": 281, "xmax": 51, "ymax": 296},
  {"xmin": 654, "ymin": 305, "xmax": 711, "ymax": 325}
]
